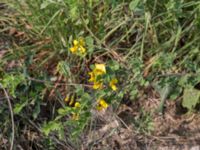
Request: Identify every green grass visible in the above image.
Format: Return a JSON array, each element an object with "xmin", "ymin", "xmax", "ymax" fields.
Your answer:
[{"xmin": 1, "ymin": 0, "xmax": 200, "ymax": 149}]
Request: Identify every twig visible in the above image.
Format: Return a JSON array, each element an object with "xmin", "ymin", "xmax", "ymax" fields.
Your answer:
[
  {"xmin": 0, "ymin": 84, "xmax": 14, "ymax": 150},
  {"xmin": 115, "ymin": 114, "xmax": 132, "ymax": 132},
  {"xmin": 156, "ymin": 72, "xmax": 200, "ymax": 78},
  {"xmin": 27, "ymin": 77, "xmax": 93, "ymax": 88},
  {"xmin": 49, "ymin": 75, "xmax": 63, "ymax": 98}
]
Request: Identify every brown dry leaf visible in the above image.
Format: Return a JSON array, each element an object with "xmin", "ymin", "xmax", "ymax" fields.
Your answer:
[
  {"xmin": 35, "ymin": 38, "xmax": 51, "ymax": 46},
  {"xmin": 143, "ymin": 55, "xmax": 158, "ymax": 77},
  {"xmin": 0, "ymin": 50, "xmax": 6, "ymax": 59},
  {"xmin": 99, "ymin": 120, "xmax": 119, "ymax": 133},
  {"xmin": 25, "ymin": 24, "xmax": 33, "ymax": 30},
  {"xmin": 15, "ymin": 31, "xmax": 25, "ymax": 37},
  {"xmin": 9, "ymin": 27, "xmax": 17, "ymax": 35}
]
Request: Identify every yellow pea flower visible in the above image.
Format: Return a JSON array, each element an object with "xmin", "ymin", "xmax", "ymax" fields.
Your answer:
[
  {"xmin": 79, "ymin": 45, "xmax": 86, "ymax": 54},
  {"xmin": 72, "ymin": 113, "xmax": 79, "ymax": 120},
  {"xmin": 79, "ymin": 38, "xmax": 85, "ymax": 46},
  {"xmin": 88, "ymin": 72, "xmax": 95, "ymax": 82},
  {"xmin": 93, "ymin": 64, "xmax": 106, "ymax": 75},
  {"xmin": 74, "ymin": 102, "xmax": 81, "ymax": 108},
  {"xmin": 64, "ymin": 95, "xmax": 70, "ymax": 102},
  {"xmin": 109, "ymin": 78, "xmax": 118, "ymax": 91},
  {"xmin": 69, "ymin": 38, "xmax": 86, "ymax": 55},
  {"xmin": 70, "ymin": 46, "xmax": 78, "ymax": 53},
  {"xmin": 93, "ymin": 81, "xmax": 103, "ymax": 90},
  {"xmin": 96, "ymin": 99, "xmax": 108, "ymax": 111},
  {"xmin": 73, "ymin": 40, "xmax": 79, "ymax": 46},
  {"xmin": 69, "ymin": 98, "xmax": 74, "ymax": 106}
]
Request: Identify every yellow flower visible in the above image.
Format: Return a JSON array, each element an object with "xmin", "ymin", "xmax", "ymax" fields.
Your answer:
[
  {"xmin": 64, "ymin": 95, "xmax": 70, "ymax": 102},
  {"xmin": 88, "ymin": 71, "xmax": 95, "ymax": 82},
  {"xmin": 72, "ymin": 113, "xmax": 79, "ymax": 120},
  {"xmin": 69, "ymin": 38, "xmax": 86, "ymax": 55},
  {"xmin": 93, "ymin": 81, "xmax": 103, "ymax": 89},
  {"xmin": 69, "ymin": 98, "xmax": 74, "ymax": 106},
  {"xmin": 74, "ymin": 102, "xmax": 81, "ymax": 108},
  {"xmin": 70, "ymin": 46, "xmax": 78, "ymax": 53},
  {"xmin": 96, "ymin": 99, "xmax": 108, "ymax": 111},
  {"xmin": 79, "ymin": 38, "xmax": 85, "ymax": 46},
  {"xmin": 73, "ymin": 40, "xmax": 79, "ymax": 46},
  {"xmin": 93, "ymin": 64, "xmax": 106, "ymax": 75},
  {"xmin": 79, "ymin": 45, "xmax": 86, "ymax": 54},
  {"xmin": 109, "ymin": 78, "xmax": 118, "ymax": 91}
]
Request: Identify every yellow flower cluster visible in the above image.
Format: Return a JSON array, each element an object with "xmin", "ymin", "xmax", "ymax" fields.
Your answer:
[
  {"xmin": 88, "ymin": 64, "xmax": 106, "ymax": 90},
  {"xmin": 96, "ymin": 99, "xmax": 108, "ymax": 111},
  {"xmin": 64, "ymin": 94, "xmax": 81, "ymax": 120},
  {"xmin": 88, "ymin": 64, "xmax": 118, "ymax": 91},
  {"xmin": 70, "ymin": 38, "xmax": 86, "ymax": 55}
]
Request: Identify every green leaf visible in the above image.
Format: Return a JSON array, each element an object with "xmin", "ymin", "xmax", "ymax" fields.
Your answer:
[
  {"xmin": 33, "ymin": 101, "xmax": 41, "ymax": 119},
  {"xmin": 1, "ymin": 74, "xmax": 25, "ymax": 98},
  {"xmin": 130, "ymin": 89, "xmax": 138, "ymax": 100},
  {"xmin": 56, "ymin": 61, "xmax": 71, "ymax": 77},
  {"xmin": 40, "ymin": 0, "xmax": 53, "ymax": 9},
  {"xmin": 14, "ymin": 101, "xmax": 27, "ymax": 114},
  {"xmin": 82, "ymin": 93, "xmax": 92, "ymax": 101},
  {"xmin": 42, "ymin": 121, "xmax": 62, "ymax": 136},
  {"xmin": 129, "ymin": 0, "xmax": 140, "ymax": 11},
  {"xmin": 182, "ymin": 88, "xmax": 200, "ymax": 111},
  {"xmin": 58, "ymin": 107, "xmax": 71, "ymax": 115},
  {"xmin": 85, "ymin": 36, "xmax": 94, "ymax": 53},
  {"xmin": 108, "ymin": 60, "xmax": 120, "ymax": 71}
]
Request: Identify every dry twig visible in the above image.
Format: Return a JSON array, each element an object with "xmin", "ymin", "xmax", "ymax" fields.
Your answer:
[{"xmin": 0, "ymin": 84, "xmax": 15, "ymax": 150}]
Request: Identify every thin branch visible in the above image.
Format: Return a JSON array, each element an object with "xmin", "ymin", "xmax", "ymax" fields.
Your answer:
[
  {"xmin": 27, "ymin": 77, "xmax": 93, "ymax": 88},
  {"xmin": 0, "ymin": 84, "xmax": 14, "ymax": 150},
  {"xmin": 156, "ymin": 72, "xmax": 200, "ymax": 78}
]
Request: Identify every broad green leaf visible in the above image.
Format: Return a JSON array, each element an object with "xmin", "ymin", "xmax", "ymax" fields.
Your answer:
[
  {"xmin": 182, "ymin": 88, "xmax": 200, "ymax": 111},
  {"xmin": 129, "ymin": 0, "xmax": 140, "ymax": 11}
]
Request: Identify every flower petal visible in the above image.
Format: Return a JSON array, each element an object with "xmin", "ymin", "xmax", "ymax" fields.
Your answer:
[
  {"xmin": 111, "ymin": 85, "xmax": 117, "ymax": 91},
  {"xmin": 72, "ymin": 113, "xmax": 79, "ymax": 120},
  {"xmin": 79, "ymin": 46, "xmax": 86, "ymax": 54},
  {"xmin": 88, "ymin": 72, "xmax": 95, "ymax": 82},
  {"xmin": 74, "ymin": 102, "xmax": 81, "ymax": 108},
  {"xmin": 73, "ymin": 40, "xmax": 79, "ymax": 46},
  {"xmin": 109, "ymin": 78, "xmax": 118, "ymax": 91},
  {"xmin": 70, "ymin": 46, "xmax": 78, "ymax": 53},
  {"xmin": 99, "ymin": 99, "xmax": 108, "ymax": 108},
  {"xmin": 93, "ymin": 81, "xmax": 103, "ymax": 89},
  {"xmin": 79, "ymin": 38, "xmax": 85, "ymax": 46},
  {"xmin": 95, "ymin": 64, "xmax": 106, "ymax": 75}
]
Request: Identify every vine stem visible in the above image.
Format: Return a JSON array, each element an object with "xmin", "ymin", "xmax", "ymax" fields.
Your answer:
[{"xmin": 0, "ymin": 84, "xmax": 15, "ymax": 150}]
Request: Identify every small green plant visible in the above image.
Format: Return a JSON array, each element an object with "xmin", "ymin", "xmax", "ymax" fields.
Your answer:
[
  {"xmin": 133, "ymin": 109, "xmax": 154, "ymax": 134},
  {"xmin": 42, "ymin": 56, "xmax": 122, "ymax": 139},
  {"xmin": 179, "ymin": 74, "xmax": 200, "ymax": 111}
]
